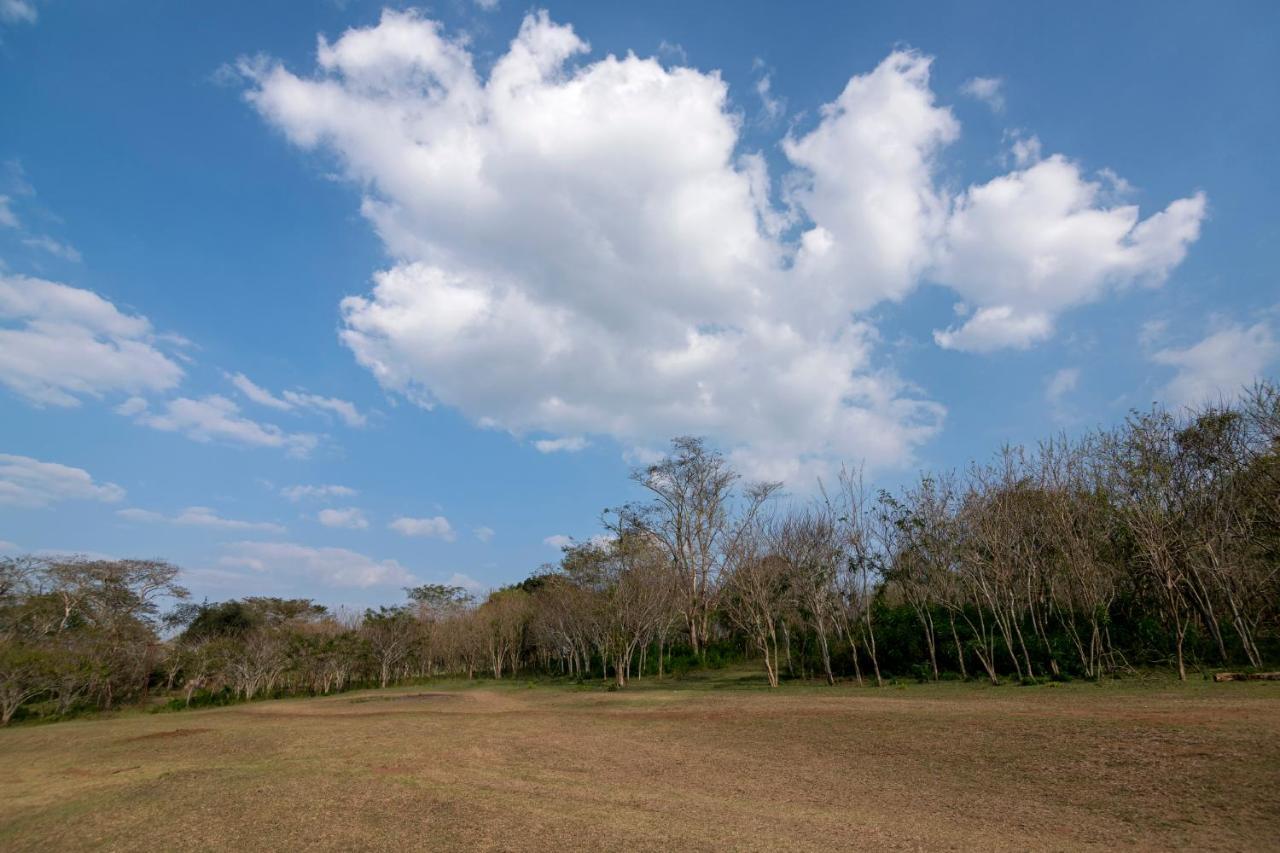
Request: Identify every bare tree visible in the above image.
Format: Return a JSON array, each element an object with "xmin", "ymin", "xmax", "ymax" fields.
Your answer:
[{"xmin": 626, "ymin": 437, "xmax": 778, "ymax": 657}]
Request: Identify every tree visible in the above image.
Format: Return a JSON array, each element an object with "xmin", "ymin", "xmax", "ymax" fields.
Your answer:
[
  {"xmin": 362, "ymin": 607, "xmax": 416, "ymax": 689},
  {"xmin": 626, "ymin": 437, "xmax": 779, "ymax": 657}
]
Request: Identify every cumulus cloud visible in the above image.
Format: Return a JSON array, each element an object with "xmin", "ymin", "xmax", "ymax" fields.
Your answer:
[
  {"xmin": 241, "ymin": 11, "xmax": 1206, "ymax": 480},
  {"xmin": 282, "ymin": 483, "xmax": 358, "ymax": 502},
  {"xmin": 0, "ymin": 453, "xmax": 124, "ymax": 508},
  {"xmin": 229, "ymin": 371, "xmax": 366, "ymax": 427},
  {"xmin": 960, "ymin": 76, "xmax": 1004, "ymax": 112},
  {"xmin": 0, "ymin": 274, "xmax": 184, "ymax": 407},
  {"xmin": 317, "ymin": 506, "xmax": 369, "ymax": 529},
  {"xmin": 389, "ymin": 515, "xmax": 455, "ymax": 540},
  {"xmin": 473, "ymin": 525, "xmax": 495, "ymax": 542},
  {"xmin": 932, "ymin": 157, "xmax": 1206, "ymax": 353},
  {"xmin": 131, "ymin": 395, "xmax": 319, "ymax": 457},
  {"xmin": 1151, "ymin": 320, "xmax": 1278, "ymax": 408},
  {"xmin": 116, "ymin": 505, "xmax": 284, "ymax": 533},
  {"xmin": 220, "ymin": 541, "xmax": 414, "ymax": 588}
]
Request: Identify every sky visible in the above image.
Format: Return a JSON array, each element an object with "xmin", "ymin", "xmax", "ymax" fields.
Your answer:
[{"xmin": 2, "ymin": 1, "xmax": 1278, "ymax": 608}]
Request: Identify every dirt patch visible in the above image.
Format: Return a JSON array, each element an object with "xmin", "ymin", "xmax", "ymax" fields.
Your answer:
[
  {"xmin": 346, "ymin": 692, "xmax": 456, "ymax": 704},
  {"xmin": 124, "ymin": 727, "xmax": 213, "ymax": 742}
]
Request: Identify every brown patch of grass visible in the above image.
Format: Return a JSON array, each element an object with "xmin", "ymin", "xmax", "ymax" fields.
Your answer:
[{"xmin": 0, "ymin": 677, "xmax": 1277, "ymax": 850}]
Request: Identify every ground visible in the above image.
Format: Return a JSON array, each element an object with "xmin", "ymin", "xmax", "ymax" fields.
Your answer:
[{"xmin": 1, "ymin": 673, "xmax": 1278, "ymax": 851}]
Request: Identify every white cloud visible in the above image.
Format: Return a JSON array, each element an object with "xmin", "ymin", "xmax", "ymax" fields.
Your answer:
[
  {"xmin": 282, "ymin": 390, "xmax": 366, "ymax": 427},
  {"xmin": 0, "ymin": 540, "xmax": 19, "ymax": 553},
  {"xmin": 229, "ymin": 372, "xmax": 291, "ymax": 410},
  {"xmin": 752, "ymin": 61, "xmax": 785, "ymax": 125},
  {"xmin": 0, "ymin": 274, "xmax": 184, "ymax": 407},
  {"xmin": 241, "ymin": 12, "xmax": 1205, "ymax": 481},
  {"xmin": 116, "ymin": 505, "xmax": 285, "ymax": 533},
  {"xmin": 473, "ymin": 525, "xmax": 495, "ymax": 542},
  {"xmin": 932, "ymin": 157, "xmax": 1206, "ymax": 353},
  {"xmin": 21, "ymin": 235, "xmax": 82, "ymax": 263},
  {"xmin": 933, "ymin": 306, "xmax": 1052, "ymax": 352},
  {"xmin": 229, "ymin": 371, "xmax": 367, "ymax": 426},
  {"xmin": 114, "ymin": 396, "xmax": 149, "ymax": 416},
  {"xmin": 317, "ymin": 506, "xmax": 369, "ymax": 529},
  {"xmin": 389, "ymin": 515, "xmax": 455, "ymax": 541},
  {"xmin": 474, "ymin": 0, "xmax": 499, "ymax": 10},
  {"xmin": 1139, "ymin": 318, "xmax": 1169, "ymax": 349},
  {"xmin": 220, "ymin": 541, "xmax": 414, "ymax": 588},
  {"xmin": 447, "ymin": 572, "xmax": 485, "ymax": 593},
  {"xmin": 960, "ymin": 76, "xmax": 1004, "ymax": 112},
  {"xmin": 133, "ymin": 395, "xmax": 320, "ymax": 457},
  {"xmin": 1045, "ymin": 367, "xmax": 1080, "ymax": 405},
  {"xmin": 1009, "ymin": 133, "xmax": 1042, "ymax": 167},
  {"xmin": 114, "ymin": 508, "xmax": 164, "ymax": 523},
  {"xmin": 656, "ymin": 40, "xmax": 687, "ymax": 65},
  {"xmin": 533, "ymin": 435, "xmax": 587, "ymax": 453},
  {"xmin": 1152, "ymin": 320, "xmax": 1278, "ymax": 408},
  {"xmin": 543, "ymin": 534, "xmax": 572, "ymax": 549},
  {"xmin": 282, "ymin": 483, "xmax": 358, "ymax": 502},
  {"xmin": 0, "ymin": 0, "xmax": 36, "ymax": 25},
  {"xmin": 0, "ymin": 195, "xmax": 18, "ymax": 228},
  {"xmin": 0, "ymin": 453, "xmax": 124, "ymax": 508},
  {"xmin": 174, "ymin": 506, "xmax": 283, "ymax": 532},
  {"xmin": 1045, "ymin": 367, "xmax": 1080, "ymax": 423},
  {"xmin": 783, "ymin": 49, "xmax": 959, "ymax": 311}
]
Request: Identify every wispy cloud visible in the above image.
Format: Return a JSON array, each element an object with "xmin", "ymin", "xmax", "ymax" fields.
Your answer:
[
  {"xmin": 282, "ymin": 483, "xmax": 357, "ymax": 502},
  {"xmin": 117, "ymin": 505, "xmax": 285, "ymax": 533},
  {"xmin": 229, "ymin": 371, "xmax": 367, "ymax": 427}
]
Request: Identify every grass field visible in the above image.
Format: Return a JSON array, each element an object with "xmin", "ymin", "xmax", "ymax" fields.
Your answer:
[{"xmin": 1, "ymin": 674, "xmax": 1278, "ymax": 851}]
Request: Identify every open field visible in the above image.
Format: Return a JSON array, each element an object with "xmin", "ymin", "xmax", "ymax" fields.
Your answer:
[{"xmin": 2, "ymin": 676, "xmax": 1278, "ymax": 851}]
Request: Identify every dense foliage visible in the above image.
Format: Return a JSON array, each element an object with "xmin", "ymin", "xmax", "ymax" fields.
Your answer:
[{"xmin": 3, "ymin": 383, "xmax": 1278, "ymax": 724}]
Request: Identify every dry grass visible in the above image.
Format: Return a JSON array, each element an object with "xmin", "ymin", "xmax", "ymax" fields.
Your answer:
[{"xmin": 1, "ymin": 674, "xmax": 1278, "ymax": 851}]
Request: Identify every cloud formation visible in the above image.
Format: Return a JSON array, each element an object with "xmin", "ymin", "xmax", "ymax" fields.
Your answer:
[
  {"xmin": 389, "ymin": 515, "xmax": 455, "ymax": 540},
  {"xmin": 229, "ymin": 372, "xmax": 367, "ymax": 427},
  {"xmin": 130, "ymin": 395, "xmax": 320, "ymax": 457},
  {"xmin": 281, "ymin": 483, "xmax": 358, "ymax": 502},
  {"xmin": 1152, "ymin": 320, "xmax": 1278, "ymax": 408},
  {"xmin": 317, "ymin": 506, "xmax": 369, "ymax": 529},
  {"xmin": 0, "ymin": 274, "xmax": 183, "ymax": 407},
  {"xmin": 117, "ymin": 505, "xmax": 285, "ymax": 533},
  {"xmin": 0, "ymin": 453, "xmax": 124, "ymax": 508},
  {"xmin": 543, "ymin": 533, "xmax": 572, "ymax": 549},
  {"xmin": 220, "ymin": 541, "xmax": 414, "ymax": 588},
  {"xmin": 959, "ymin": 76, "xmax": 1004, "ymax": 112},
  {"xmin": 242, "ymin": 10, "xmax": 1206, "ymax": 480},
  {"xmin": 0, "ymin": 0, "xmax": 36, "ymax": 26}
]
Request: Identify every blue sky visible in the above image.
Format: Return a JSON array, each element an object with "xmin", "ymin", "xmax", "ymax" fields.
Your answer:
[{"xmin": 2, "ymin": 1, "xmax": 1277, "ymax": 608}]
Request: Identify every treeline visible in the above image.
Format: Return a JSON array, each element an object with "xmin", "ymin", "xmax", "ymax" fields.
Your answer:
[{"xmin": 2, "ymin": 383, "xmax": 1278, "ymax": 724}]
